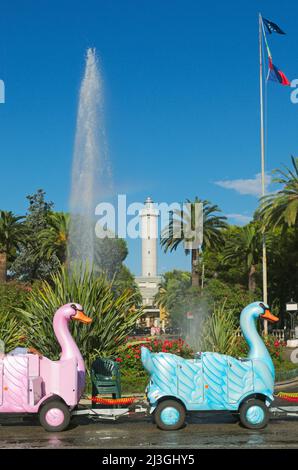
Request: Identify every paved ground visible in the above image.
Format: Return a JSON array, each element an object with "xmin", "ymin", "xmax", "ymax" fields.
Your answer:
[
  {"xmin": 0, "ymin": 382, "xmax": 297, "ymax": 449},
  {"xmin": 0, "ymin": 409, "xmax": 298, "ymax": 449}
]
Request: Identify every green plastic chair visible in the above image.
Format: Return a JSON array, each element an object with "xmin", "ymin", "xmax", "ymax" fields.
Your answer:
[{"xmin": 91, "ymin": 357, "xmax": 122, "ymax": 399}]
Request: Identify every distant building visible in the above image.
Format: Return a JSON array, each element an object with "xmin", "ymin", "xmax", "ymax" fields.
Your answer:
[{"xmin": 135, "ymin": 197, "xmax": 163, "ymax": 328}]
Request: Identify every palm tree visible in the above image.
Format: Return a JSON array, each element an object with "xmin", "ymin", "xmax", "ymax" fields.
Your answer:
[
  {"xmin": 0, "ymin": 211, "xmax": 26, "ymax": 282},
  {"xmin": 161, "ymin": 198, "xmax": 227, "ymax": 287},
  {"xmin": 223, "ymin": 223, "xmax": 265, "ymax": 293},
  {"xmin": 155, "ymin": 271, "xmax": 191, "ymax": 310},
  {"xmin": 258, "ymin": 156, "xmax": 298, "ymax": 230},
  {"xmin": 37, "ymin": 212, "xmax": 70, "ymax": 264}
]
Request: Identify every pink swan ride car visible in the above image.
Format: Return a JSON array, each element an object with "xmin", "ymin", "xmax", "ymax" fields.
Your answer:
[{"xmin": 0, "ymin": 303, "xmax": 92, "ymax": 431}]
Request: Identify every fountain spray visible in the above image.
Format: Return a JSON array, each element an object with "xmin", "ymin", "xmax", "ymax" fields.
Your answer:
[{"xmin": 68, "ymin": 48, "xmax": 111, "ymax": 271}]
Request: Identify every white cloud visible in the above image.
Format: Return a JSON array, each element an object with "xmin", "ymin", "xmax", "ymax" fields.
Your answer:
[
  {"xmin": 215, "ymin": 173, "xmax": 271, "ymax": 197},
  {"xmin": 225, "ymin": 213, "xmax": 252, "ymax": 225}
]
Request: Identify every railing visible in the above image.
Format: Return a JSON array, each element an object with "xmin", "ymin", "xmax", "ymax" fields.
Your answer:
[
  {"xmin": 270, "ymin": 329, "xmax": 286, "ymax": 341},
  {"xmin": 235, "ymin": 329, "xmax": 296, "ymax": 341},
  {"xmin": 132, "ymin": 330, "xmax": 297, "ymax": 342}
]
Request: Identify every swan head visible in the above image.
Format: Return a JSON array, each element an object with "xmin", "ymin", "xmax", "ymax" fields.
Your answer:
[
  {"xmin": 241, "ymin": 301, "xmax": 279, "ymax": 324},
  {"xmin": 57, "ymin": 303, "xmax": 92, "ymax": 325}
]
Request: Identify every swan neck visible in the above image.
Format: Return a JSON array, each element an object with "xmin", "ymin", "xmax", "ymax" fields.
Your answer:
[
  {"xmin": 53, "ymin": 313, "xmax": 85, "ymax": 373},
  {"xmin": 241, "ymin": 313, "xmax": 272, "ymax": 365}
]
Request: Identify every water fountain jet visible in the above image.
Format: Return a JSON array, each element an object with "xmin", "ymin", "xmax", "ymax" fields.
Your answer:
[{"xmin": 68, "ymin": 48, "xmax": 111, "ymax": 271}]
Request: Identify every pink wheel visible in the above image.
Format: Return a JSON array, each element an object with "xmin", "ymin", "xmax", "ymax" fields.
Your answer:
[
  {"xmin": 39, "ymin": 400, "xmax": 70, "ymax": 432},
  {"xmin": 45, "ymin": 408, "xmax": 65, "ymax": 427}
]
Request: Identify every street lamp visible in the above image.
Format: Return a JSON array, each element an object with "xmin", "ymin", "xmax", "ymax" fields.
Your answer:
[{"xmin": 286, "ymin": 299, "xmax": 298, "ymax": 338}]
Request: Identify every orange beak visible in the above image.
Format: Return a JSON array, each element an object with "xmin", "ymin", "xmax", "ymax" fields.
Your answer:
[
  {"xmin": 261, "ymin": 309, "xmax": 279, "ymax": 323},
  {"xmin": 72, "ymin": 310, "xmax": 92, "ymax": 324}
]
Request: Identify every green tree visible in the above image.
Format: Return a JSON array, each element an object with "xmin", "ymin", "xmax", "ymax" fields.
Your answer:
[
  {"xmin": 0, "ymin": 211, "xmax": 26, "ymax": 282},
  {"xmin": 161, "ymin": 198, "xmax": 227, "ymax": 287},
  {"xmin": 155, "ymin": 270, "xmax": 205, "ymax": 328},
  {"xmin": 201, "ymin": 278, "xmax": 259, "ymax": 315},
  {"xmin": 257, "ymin": 156, "xmax": 298, "ymax": 318},
  {"xmin": 223, "ymin": 223, "xmax": 264, "ymax": 293},
  {"xmin": 155, "ymin": 270, "xmax": 191, "ymax": 311},
  {"xmin": 155, "ymin": 270, "xmax": 259, "ymax": 329},
  {"xmin": 37, "ymin": 212, "xmax": 69, "ymax": 264},
  {"xmin": 113, "ymin": 264, "xmax": 142, "ymax": 303},
  {"xmin": 258, "ymin": 156, "xmax": 298, "ymax": 229},
  {"xmin": 266, "ymin": 227, "xmax": 298, "ymax": 319},
  {"xmin": 201, "ymin": 227, "xmax": 247, "ymax": 287},
  {"xmin": 94, "ymin": 236, "xmax": 128, "ymax": 279},
  {"xmin": 11, "ymin": 189, "xmax": 59, "ymax": 281}
]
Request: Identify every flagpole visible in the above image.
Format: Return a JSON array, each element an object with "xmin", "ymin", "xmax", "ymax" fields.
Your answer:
[{"xmin": 259, "ymin": 13, "xmax": 268, "ymax": 335}]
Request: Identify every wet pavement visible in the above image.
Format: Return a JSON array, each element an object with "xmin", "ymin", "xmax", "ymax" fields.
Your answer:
[
  {"xmin": 1, "ymin": 381, "xmax": 298, "ymax": 449},
  {"xmin": 0, "ymin": 411, "xmax": 298, "ymax": 448}
]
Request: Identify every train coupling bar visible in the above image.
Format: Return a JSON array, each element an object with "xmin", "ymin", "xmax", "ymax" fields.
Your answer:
[{"xmin": 72, "ymin": 404, "xmax": 148, "ymax": 421}]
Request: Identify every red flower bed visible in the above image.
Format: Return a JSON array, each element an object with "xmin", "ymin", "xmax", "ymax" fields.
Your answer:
[
  {"xmin": 264, "ymin": 336, "xmax": 286, "ymax": 365},
  {"xmin": 116, "ymin": 337, "xmax": 193, "ymax": 377}
]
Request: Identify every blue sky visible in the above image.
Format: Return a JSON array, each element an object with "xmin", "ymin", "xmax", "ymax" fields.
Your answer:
[{"xmin": 0, "ymin": 0, "xmax": 297, "ymax": 275}]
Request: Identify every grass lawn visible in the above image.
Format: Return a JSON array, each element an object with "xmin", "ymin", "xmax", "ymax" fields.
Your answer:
[
  {"xmin": 275, "ymin": 360, "xmax": 298, "ymax": 382},
  {"xmin": 121, "ymin": 375, "xmax": 148, "ymax": 395}
]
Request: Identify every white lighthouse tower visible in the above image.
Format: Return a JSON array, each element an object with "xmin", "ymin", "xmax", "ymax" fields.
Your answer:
[
  {"xmin": 136, "ymin": 197, "xmax": 161, "ymax": 327},
  {"xmin": 140, "ymin": 196, "xmax": 158, "ymax": 277}
]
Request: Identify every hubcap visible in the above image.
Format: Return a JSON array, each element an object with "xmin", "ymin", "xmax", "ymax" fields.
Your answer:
[
  {"xmin": 160, "ymin": 406, "xmax": 180, "ymax": 426},
  {"xmin": 246, "ymin": 405, "xmax": 265, "ymax": 425},
  {"xmin": 45, "ymin": 408, "xmax": 65, "ymax": 427}
]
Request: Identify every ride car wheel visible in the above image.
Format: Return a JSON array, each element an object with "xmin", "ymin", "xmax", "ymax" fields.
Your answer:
[
  {"xmin": 39, "ymin": 400, "xmax": 71, "ymax": 432},
  {"xmin": 154, "ymin": 399, "xmax": 186, "ymax": 431}
]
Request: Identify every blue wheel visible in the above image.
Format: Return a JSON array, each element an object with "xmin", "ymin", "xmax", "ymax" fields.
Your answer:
[
  {"xmin": 239, "ymin": 399, "xmax": 269, "ymax": 429},
  {"xmin": 154, "ymin": 400, "xmax": 186, "ymax": 430}
]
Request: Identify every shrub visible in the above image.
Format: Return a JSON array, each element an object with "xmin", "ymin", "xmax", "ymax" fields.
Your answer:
[
  {"xmin": 0, "ymin": 311, "xmax": 26, "ymax": 353},
  {"xmin": 0, "ymin": 282, "xmax": 32, "ymax": 316},
  {"xmin": 230, "ymin": 335, "xmax": 249, "ymax": 357},
  {"xmin": 232, "ymin": 334, "xmax": 286, "ymax": 367},
  {"xmin": 0, "ymin": 282, "xmax": 31, "ymax": 352},
  {"xmin": 200, "ymin": 300, "xmax": 240, "ymax": 355},
  {"xmin": 15, "ymin": 266, "xmax": 143, "ymax": 373},
  {"xmin": 116, "ymin": 337, "xmax": 194, "ymax": 378},
  {"xmin": 264, "ymin": 336, "xmax": 286, "ymax": 366}
]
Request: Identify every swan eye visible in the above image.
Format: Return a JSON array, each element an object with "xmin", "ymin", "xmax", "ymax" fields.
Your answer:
[
  {"xmin": 70, "ymin": 304, "xmax": 77, "ymax": 311},
  {"xmin": 259, "ymin": 302, "xmax": 266, "ymax": 311}
]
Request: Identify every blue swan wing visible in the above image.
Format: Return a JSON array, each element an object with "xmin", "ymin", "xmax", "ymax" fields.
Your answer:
[
  {"xmin": 150, "ymin": 352, "xmax": 179, "ymax": 396},
  {"xmin": 202, "ymin": 354, "xmax": 255, "ymax": 407},
  {"xmin": 227, "ymin": 357, "xmax": 254, "ymax": 403},
  {"xmin": 145, "ymin": 353, "xmax": 204, "ymax": 403},
  {"xmin": 202, "ymin": 353, "xmax": 229, "ymax": 409},
  {"xmin": 176, "ymin": 358, "xmax": 203, "ymax": 403},
  {"xmin": 253, "ymin": 359, "xmax": 274, "ymax": 399}
]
